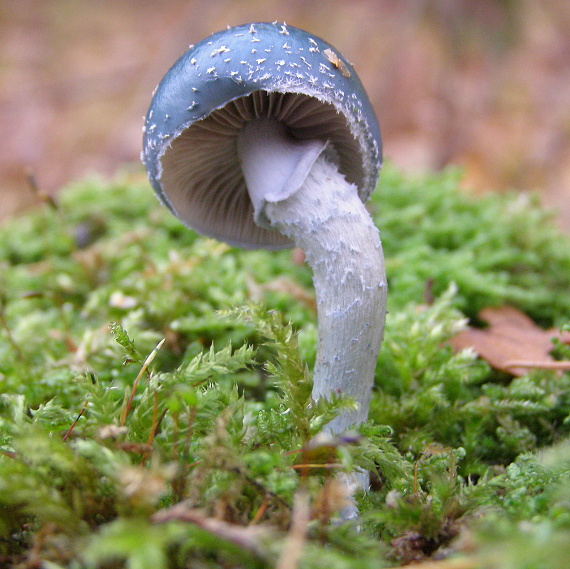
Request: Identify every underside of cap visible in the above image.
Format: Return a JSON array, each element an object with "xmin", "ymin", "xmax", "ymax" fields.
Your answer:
[{"xmin": 159, "ymin": 90, "xmax": 364, "ymax": 249}]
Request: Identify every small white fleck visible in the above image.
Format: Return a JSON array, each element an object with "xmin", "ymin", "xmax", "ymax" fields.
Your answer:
[
  {"xmin": 249, "ymin": 23, "xmax": 256, "ymax": 34},
  {"xmin": 207, "ymin": 67, "xmax": 216, "ymax": 74},
  {"xmin": 190, "ymin": 58, "xmax": 197, "ymax": 65},
  {"xmin": 210, "ymin": 45, "xmax": 230, "ymax": 56},
  {"xmin": 264, "ymin": 48, "xmax": 271, "ymax": 53},
  {"xmin": 309, "ymin": 47, "xmax": 319, "ymax": 53},
  {"xmin": 224, "ymin": 58, "xmax": 231, "ymax": 63},
  {"xmin": 276, "ymin": 59, "xmax": 286, "ymax": 66},
  {"xmin": 251, "ymin": 37, "xmax": 261, "ymax": 43},
  {"xmin": 256, "ymin": 58, "xmax": 266, "ymax": 64},
  {"xmin": 308, "ymin": 38, "xmax": 318, "ymax": 46},
  {"xmin": 192, "ymin": 87, "xmax": 198, "ymax": 92},
  {"xmin": 300, "ymin": 56, "xmax": 312, "ymax": 68},
  {"xmin": 187, "ymin": 101, "xmax": 198, "ymax": 110},
  {"xmin": 279, "ymin": 24, "xmax": 289, "ymax": 35},
  {"xmin": 251, "ymin": 48, "xmax": 257, "ymax": 53},
  {"xmin": 282, "ymin": 42, "xmax": 291, "ymax": 50},
  {"xmin": 109, "ymin": 291, "xmax": 138, "ymax": 310},
  {"xmin": 207, "ymin": 41, "xmax": 213, "ymax": 45},
  {"xmin": 188, "ymin": 44, "xmax": 194, "ymax": 49},
  {"xmin": 234, "ymin": 32, "xmax": 244, "ymax": 37}
]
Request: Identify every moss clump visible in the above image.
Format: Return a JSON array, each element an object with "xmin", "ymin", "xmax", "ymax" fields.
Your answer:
[{"xmin": 0, "ymin": 164, "xmax": 569, "ymax": 568}]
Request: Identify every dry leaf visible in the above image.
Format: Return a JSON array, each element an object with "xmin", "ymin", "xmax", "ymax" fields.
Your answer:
[{"xmin": 450, "ymin": 306, "xmax": 570, "ymax": 376}]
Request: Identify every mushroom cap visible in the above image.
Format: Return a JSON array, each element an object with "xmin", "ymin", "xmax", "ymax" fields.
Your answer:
[{"xmin": 142, "ymin": 22, "xmax": 382, "ymax": 249}]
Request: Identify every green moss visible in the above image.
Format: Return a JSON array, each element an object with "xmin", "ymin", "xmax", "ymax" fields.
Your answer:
[{"xmin": 0, "ymin": 165, "xmax": 569, "ymax": 567}]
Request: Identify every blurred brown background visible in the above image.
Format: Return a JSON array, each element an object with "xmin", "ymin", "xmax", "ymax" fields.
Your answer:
[{"xmin": 1, "ymin": 0, "xmax": 569, "ymax": 229}]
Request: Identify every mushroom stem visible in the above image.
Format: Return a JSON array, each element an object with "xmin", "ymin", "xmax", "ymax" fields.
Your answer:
[{"xmin": 239, "ymin": 119, "xmax": 387, "ymax": 433}]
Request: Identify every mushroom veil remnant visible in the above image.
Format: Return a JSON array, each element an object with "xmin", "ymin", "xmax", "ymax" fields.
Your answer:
[{"xmin": 142, "ymin": 22, "xmax": 386, "ymax": 433}]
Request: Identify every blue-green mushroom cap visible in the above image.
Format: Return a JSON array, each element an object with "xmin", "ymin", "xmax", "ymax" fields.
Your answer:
[{"xmin": 142, "ymin": 22, "xmax": 382, "ymax": 249}]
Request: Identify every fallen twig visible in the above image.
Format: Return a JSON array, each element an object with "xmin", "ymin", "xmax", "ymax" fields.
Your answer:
[
  {"xmin": 275, "ymin": 490, "xmax": 310, "ymax": 569},
  {"xmin": 504, "ymin": 360, "xmax": 570, "ymax": 371},
  {"xmin": 152, "ymin": 502, "xmax": 271, "ymax": 560}
]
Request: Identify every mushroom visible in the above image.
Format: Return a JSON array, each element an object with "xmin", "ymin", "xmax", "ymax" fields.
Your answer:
[{"xmin": 142, "ymin": 22, "xmax": 386, "ymax": 434}]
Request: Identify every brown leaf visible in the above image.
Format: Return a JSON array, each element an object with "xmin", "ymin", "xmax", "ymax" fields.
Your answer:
[{"xmin": 450, "ymin": 306, "xmax": 570, "ymax": 376}]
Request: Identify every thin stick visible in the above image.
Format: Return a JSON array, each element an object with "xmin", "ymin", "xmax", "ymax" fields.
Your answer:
[
  {"xmin": 250, "ymin": 494, "xmax": 269, "ymax": 525},
  {"xmin": 152, "ymin": 504, "xmax": 270, "ymax": 560},
  {"xmin": 275, "ymin": 491, "xmax": 310, "ymax": 569},
  {"xmin": 120, "ymin": 338, "xmax": 165, "ymax": 426},
  {"xmin": 504, "ymin": 360, "xmax": 570, "ymax": 371},
  {"xmin": 291, "ymin": 463, "xmax": 343, "ymax": 471},
  {"xmin": 26, "ymin": 168, "xmax": 59, "ymax": 210},
  {"xmin": 63, "ymin": 401, "xmax": 88, "ymax": 441}
]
